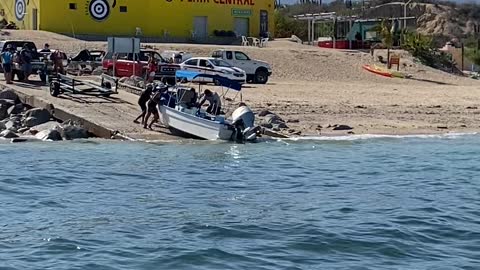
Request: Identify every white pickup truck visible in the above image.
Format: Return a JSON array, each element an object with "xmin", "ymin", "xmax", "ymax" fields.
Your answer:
[{"xmin": 212, "ymin": 50, "xmax": 272, "ymax": 84}]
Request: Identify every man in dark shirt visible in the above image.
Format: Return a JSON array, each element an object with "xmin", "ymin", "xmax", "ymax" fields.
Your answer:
[
  {"xmin": 20, "ymin": 44, "xmax": 33, "ymax": 82},
  {"xmin": 133, "ymin": 85, "xmax": 153, "ymax": 125}
]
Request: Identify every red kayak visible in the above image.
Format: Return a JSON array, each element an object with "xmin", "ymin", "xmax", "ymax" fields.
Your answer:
[{"xmin": 362, "ymin": 65, "xmax": 393, "ymax": 78}]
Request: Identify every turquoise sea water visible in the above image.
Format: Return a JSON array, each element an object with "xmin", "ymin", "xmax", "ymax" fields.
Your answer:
[{"xmin": 0, "ymin": 135, "xmax": 479, "ymax": 269}]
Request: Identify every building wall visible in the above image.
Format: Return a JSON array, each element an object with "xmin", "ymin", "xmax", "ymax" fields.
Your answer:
[
  {"xmin": 2, "ymin": 0, "xmax": 274, "ymax": 39},
  {"xmin": 0, "ymin": 0, "xmax": 41, "ymax": 30}
]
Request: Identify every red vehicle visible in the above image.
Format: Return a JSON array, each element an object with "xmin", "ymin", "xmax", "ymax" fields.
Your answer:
[{"xmin": 102, "ymin": 50, "xmax": 179, "ymax": 83}]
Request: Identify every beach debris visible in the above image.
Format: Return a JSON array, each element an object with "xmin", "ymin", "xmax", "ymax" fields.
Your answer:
[
  {"xmin": 0, "ymin": 129, "xmax": 18, "ymax": 139},
  {"xmin": 261, "ymin": 128, "xmax": 289, "ymax": 139},
  {"xmin": 333, "ymin": 125, "xmax": 353, "ymax": 131},
  {"xmin": 264, "ymin": 113, "xmax": 285, "ymax": 125},
  {"xmin": 260, "ymin": 123, "xmax": 273, "ymax": 129},
  {"xmin": 355, "ymin": 105, "xmax": 367, "ymax": 109},
  {"xmin": 437, "ymin": 126, "xmax": 448, "ymax": 129},
  {"xmin": 258, "ymin": 110, "xmax": 273, "ymax": 117},
  {"xmin": 287, "ymin": 119, "xmax": 300, "ymax": 123},
  {"xmin": 466, "ymin": 106, "xmax": 478, "ymax": 110},
  {"xmin": 274, "ymin": 122, "xmax": 289, "ymax": 129}
]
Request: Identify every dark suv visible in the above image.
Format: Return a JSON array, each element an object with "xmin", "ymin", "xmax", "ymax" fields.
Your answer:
[{"xmin": 0, "ymin": 40, "xmax": 52, "ymax": 81}]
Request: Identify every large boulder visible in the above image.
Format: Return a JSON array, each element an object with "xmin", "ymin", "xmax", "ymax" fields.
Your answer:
[
  {"xmin": 24, "ymin": 116, "xmax": 50, "ymax": 128},
  {"xmin": 59, "ymin": 124, "xmax": 89, "ymax": 140},
  {"xmin": 5, "ymin": 120, "xmax": 20, "ymax": 132},
  {"xmin": 35, "ymin": 129, "xmax": 63, "ymax": 141},
  {"xmin": 7, "ymin": 104, "xmax": 24, "ymax": 116},
  {"xmin": 0, "ymin": 130, "xmax": 18, "ymax": 139},
  {"xmin": 0, "ymin": 99, "xmax": 15, "ymax": 120},
  {"xmin": 25, "ymin": 108, "xmax": 51, "ymax": 124},
  {"xmin": 29, "ymin": 121, "xmax": 61, "ymax": 133},
  {"xmin": 0, "ymin": 90, "xmax": 20, "ymax": 104}
]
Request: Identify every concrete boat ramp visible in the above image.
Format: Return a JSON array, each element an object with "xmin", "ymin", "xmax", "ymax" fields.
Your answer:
[{"xmin": 0, "ymin": 75, "xmax": 179, "ymax": 141}]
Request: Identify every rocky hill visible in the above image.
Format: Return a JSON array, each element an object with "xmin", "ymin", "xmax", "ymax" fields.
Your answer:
[{"xmin": 364, "ymin": 2, "xmax": 480, "ymax": 41}]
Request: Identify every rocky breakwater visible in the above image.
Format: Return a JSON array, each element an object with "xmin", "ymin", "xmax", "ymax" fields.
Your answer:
[{"xmin": 0, "ymin": 90, "xmax": 91, "ymax": 142}]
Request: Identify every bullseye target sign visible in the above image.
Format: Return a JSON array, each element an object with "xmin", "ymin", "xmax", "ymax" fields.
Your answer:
[
  {"xmin": 15, "ymin": 0, "xmax": 26, "ymax": 21},
  {"xmin": 87, "ymin": 0, "xmax": 111, "ymax": 21}
]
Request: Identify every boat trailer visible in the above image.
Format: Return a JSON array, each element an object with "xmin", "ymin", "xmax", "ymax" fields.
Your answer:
[{"xmin": 48, "ymin": 74, "xmax": 118, "ymax": 98}]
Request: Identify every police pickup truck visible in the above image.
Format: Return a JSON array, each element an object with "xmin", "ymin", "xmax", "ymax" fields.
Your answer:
[{"xmin": 212, "ymin": 49, "xmax": 272, "ymax": 84}]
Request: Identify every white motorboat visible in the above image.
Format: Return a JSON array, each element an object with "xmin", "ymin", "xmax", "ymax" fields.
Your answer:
[{"xmin": 158, "ymin": 70, "xmax": 259, "ymax": 142}]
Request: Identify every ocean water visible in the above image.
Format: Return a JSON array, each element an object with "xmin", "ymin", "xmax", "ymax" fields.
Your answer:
[{"xmin": 0, "ymin": 135, "xmax": 479, "ymax": 270}]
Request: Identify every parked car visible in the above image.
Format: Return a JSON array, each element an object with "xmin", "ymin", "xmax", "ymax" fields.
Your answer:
[
  {"xmin": 0, "ymin": 40, "xmax": 52, "ymax": 81},
  {"xmin": 102, "ymin": 50, "xmax": 180, "ymax": 84},
  {"xmin": 179, "ymin": 57, "xmax": 246, "ymax": 84},
  {"xmin": 211, "ymin": 49, "xmax": 272, "ymax": 84}
]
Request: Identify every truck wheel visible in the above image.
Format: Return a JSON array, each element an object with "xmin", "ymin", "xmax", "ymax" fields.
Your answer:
[
  {"xmin": 254, "ymin": 69, "xmax": 268, "ymax": 84},
  {"xmin": 50, "ymin": 81, "xmax": 61, "ymax": 97},
  {"xmin": 106, "ymin": 68, "xmax": 114, "ymax": 76},
  {"xmin": 102, "ymin": 81, "xmax": 112, "ymax": 90}
]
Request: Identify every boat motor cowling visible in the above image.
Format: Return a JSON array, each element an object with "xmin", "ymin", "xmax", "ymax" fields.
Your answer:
[{"xmin": 231, "ymin": 105, "xmax": 259, "ymax": 142}]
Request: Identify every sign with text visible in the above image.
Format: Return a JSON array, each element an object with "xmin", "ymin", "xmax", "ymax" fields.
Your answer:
[
  {"xmin": 232, "ymin": 9, "xmax": 252, "ymax": 16},
  {"xmin": 107, "ymin": 37, "xmax": 140, "ymax": 53}
]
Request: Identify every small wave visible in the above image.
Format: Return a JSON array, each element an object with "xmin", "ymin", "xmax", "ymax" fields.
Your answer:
[{"xmin": 283, "ymin": 132, "xmax": 478, "ymax": 142}]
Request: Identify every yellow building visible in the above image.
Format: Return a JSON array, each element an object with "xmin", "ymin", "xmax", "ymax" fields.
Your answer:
[{"xmin": 0, "ymin": 0, "xmax": 274, "ymax": 40}]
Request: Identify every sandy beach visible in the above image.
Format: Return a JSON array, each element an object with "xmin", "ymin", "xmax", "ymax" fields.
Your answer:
[{"xmin": 2, "ymin": 30, "xmax": 480, "ymax": 137}]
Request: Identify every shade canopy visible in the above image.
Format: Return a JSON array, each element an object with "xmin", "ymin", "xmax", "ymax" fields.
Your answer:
[{"xmin": 175, "ymin": 70, "xmax": 242, "ymax": 91}]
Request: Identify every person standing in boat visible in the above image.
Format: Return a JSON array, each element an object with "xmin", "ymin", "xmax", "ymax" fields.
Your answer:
[
  {"xmin": 133, "ymin": 84, "xmax": 153, "ymax": 125},
  {"xmin": 198, "ymin": 89, "xmax": 222, "ymax": 115}
]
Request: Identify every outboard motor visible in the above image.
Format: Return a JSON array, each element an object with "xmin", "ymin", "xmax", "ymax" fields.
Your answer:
[{"xmin": 231, "ymin": 105, "xmax": 261, "ymax": 142}]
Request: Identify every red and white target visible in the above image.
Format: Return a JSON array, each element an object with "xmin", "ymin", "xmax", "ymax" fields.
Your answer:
[
  {"xmin": 15, "ymin": 0, "xmax": 26, "ymax": 21},
  {"xmin": 89, "ymin": 0, "xmax": 110, "ymax": 21}
]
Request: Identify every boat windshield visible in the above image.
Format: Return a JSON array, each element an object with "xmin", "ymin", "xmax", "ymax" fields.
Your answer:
[{"xmin": 211, "ymin": 59, "xmax": 232, "ymax": 67}]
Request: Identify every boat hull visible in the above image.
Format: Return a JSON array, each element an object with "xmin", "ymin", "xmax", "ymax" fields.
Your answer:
[{"xmin": 159, "ymin": 105, "xmax": 234, "ymax": 141}]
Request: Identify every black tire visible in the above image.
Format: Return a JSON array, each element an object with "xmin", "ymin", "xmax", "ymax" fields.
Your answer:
[
  {"xmin": 254, "ymin": 69, "xmax": 269, "ymax": 84},
  {"xmin": 50, "ymin": 81, "xmax": 61, "ymax": 97},
  {"xmin": 106, "ymin": 68, "xmax": 114, "ymax": 76},
  {"xmin": 214, "ymin": 78, "xmax": 221, "ymax": 86},
  {"xmin": 102, "ymin": 81, "xmax": 112, "ymax": 90}
]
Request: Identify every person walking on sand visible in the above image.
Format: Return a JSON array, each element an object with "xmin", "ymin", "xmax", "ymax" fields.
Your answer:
[
  {"xmin": 133, "ymin": 84, "xmax": 153, "ymax": 125},
  {"xmin": 1, "ymin": 45, "xmax": 14, "ymax": 84},
  {"xmin": 20, "ymin": 44, "xmax": 33, "ymax": 82},
  {"xmin": 144, "ymin": 87, "xmax": 163, "ymax": 130}
]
